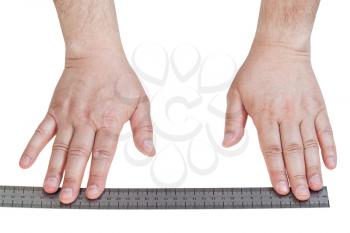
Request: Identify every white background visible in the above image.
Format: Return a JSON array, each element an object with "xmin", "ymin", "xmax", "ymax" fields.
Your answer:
[{"xmin": 0, "ymin": 0, "xmax": 349, "ymax": 232}]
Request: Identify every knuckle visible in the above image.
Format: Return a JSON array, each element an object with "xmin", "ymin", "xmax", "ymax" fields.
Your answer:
[
  {"xmin": 140, "ymin": 95, "xmax": 150, "ymax": 106},
  {"xmin": 226, "ymin": 90, "xmax": 233, "ymax": 100},
  {"xmin": 306, "ymin": 165, "xmax": 321, "ymax": 176},
  {"xmin": 102, "ymin": 109, "xmax": 124, "ymax": 128},
  {"xmin": 46, "ymin": 111, "xmax": 57, "ymax": 122},
  {"xmin": 283, "ymin": 143, "xmax": 304, "ymax": 155},
  {"xmin": 303, "ymin": 139, "xmax": 319, "ymax": 149},
  {"xmin": 103, "ymin": 109, "xmax": 118, "ymax": 121},
  {"xmin": 99, "ymin": 127, "xmax": 119, "ymax": 140},
  {"xmin": 256, "ymin": 106, "xmax": 271, "ymax": 115},
  {"xmin": 280, "ymin": 101, "xmax": 295, "ymax": 115},
  {"xmin": 319, "ymin": 126, "xmax": 333, "ymax": 137},
  {"xmin": 225, "ymin": 111, "xmax": 242, "ymax": 121},
  {"xmin": 48, "ymin": 109, "xmax": 64, "ymax": 122},
  {"xmin": 133, "ymin": 123, "xmax": 153, "ymax": 134},
  {"xmin": 63, "ymin": 176, "xmax": 78, "ymax": 185},
  {"xmin": 70, "ymin": 113, "xmax": 94, "ymax": 129},
  {"xmin": 324, "ymin": 144, "xmax": 337, "ymax": 152},
  {"xmin": 254, "ymin": 103, "xmax": 275, "ymax": 118},
  {"xmin": 71, "ymin": 106, "xmax": 90, "ymax": 121},
  {"xmin": 49, "ymin": 98, "xmax": 69, "ymax": 112},
  {"xmin": 290, "ymin": 174, "xmax": 307, "ymax": 181},
  {"xmin": 89, "ymin": 173, "xmax": 106, "ymax": 181},
  {"xmin": 226, "ymin": 87, "xmax": 237, "ymax": 100},
  {"xmin": 68, "ymin": 146, "xmax": 90, "ymax": 158},
  {"xmin": 52, "ymin": 143, "xmax": 69, "ymax": 153},
  {"xmin": 92, "ymin": 149, "xmax": 114, "ymax": 161},
  {"xmin": 34, "ymin": 126, "xmax": 46, "ymax": 138},
  {"xmin": 262, "ymin": 145, "xmax": 283, "ymax": 159}
]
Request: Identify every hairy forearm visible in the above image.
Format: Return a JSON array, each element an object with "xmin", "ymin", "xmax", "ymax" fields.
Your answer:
[
  {"xmin": 254, "ymin": 0, "xmax": 320, "ymax": 51},
  {"xmin": 54, "ymin": 0, "xmax": 122, "ymax": 57}
]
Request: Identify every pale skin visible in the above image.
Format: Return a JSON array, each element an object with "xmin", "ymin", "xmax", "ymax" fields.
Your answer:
[
  {"xmin": 223, "ymin": 0, "xmax": 337, "ymax": 200},
  {"xmin": 19, "ymin": 0, "xmax": 155, "ymax": 204},
  {"xmin": 19, "ymin": 0, "xmax": 336, "ymax": 203}
]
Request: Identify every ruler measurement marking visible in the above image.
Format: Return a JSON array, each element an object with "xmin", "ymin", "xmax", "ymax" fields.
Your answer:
[{"xmin": 0, "ymin": 186, "xmax": 330, "ymax": 209}]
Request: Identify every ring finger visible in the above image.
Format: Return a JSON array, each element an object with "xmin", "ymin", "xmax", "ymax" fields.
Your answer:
[
  {"xmin": 301, "ymin": 118, "xmax": 323, "ymax": 191},
  {"xmin": 60, "ymin": 126, "xmax": 95, "ymax": 204},
  {"xmin": 86, "ymin": 128, "xmax": 119, "ymax": 199},
  {"xmin": 43, "ymin": 126, "xmax": 74, "ymax": 193}
]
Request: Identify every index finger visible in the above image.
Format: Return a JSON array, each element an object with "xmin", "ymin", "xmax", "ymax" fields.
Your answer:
[{"xmin": 19, "ymin": 114, "xmax": 57, "ymax": 168}]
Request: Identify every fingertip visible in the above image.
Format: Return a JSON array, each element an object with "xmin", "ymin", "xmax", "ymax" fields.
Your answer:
[
  {"xmin": 222, "ymin": 132, "xmax": 235, "ymax": 147},
  {"xmin": 308, "ymin": 175, "xmax": 323, "ymax": 191},
  {"xmin": 59, "ymin": 187, "xmax": 75, "ymax": 204},
  {"xmin": 43, "ymin": 186, "xmax": 59, "ymax": 194},
  {"xmin": 43, "ymin": 177, "xmax": 60, "ymax": 194},
  {"xmin": 86, "ymin": 185, "xmax": 103, "ymax": 200},
  {"xmin": 19, "ymin": 156, "xmax": 32, "ymax": 169},
  {"xmin": 147, "ymin": 149, "xmax": 156, "ymax": 157},
  {"xmin": 293, "ymin": 185, "xmax": 310, "ymax": 201},
  {"xmin": 222, "ymin": 131, "xmax": 242, "ymax": 148},
  {"xmin": 325, "ymin": 156, "xmax": 337, "ymax": 169},
  {"xmin": 144, "ymin": 150, "xmax": 156, "ymax": 157},
  {"xmin": 274, "ymin": 181, "xmax": 290, "ymax": 196},
  {"xmin": 142, "ymin": 139, "xmax": 156, "ymax": 156},
  {"xmin": 295, "ymin": 194, "xmax": 310, "ymax": 201},
  {"xmin": 309, "ymin": 183, "xmax": 323, "ymax": 192},
  {"xmin": 19, "ymin": 162, "xmax": 27, "ymax": 169}
]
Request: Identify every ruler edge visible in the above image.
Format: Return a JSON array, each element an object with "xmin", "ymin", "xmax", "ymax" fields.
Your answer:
[{"xmin": 0, "ymin": 185, "xmax": 330, "ymax": 210}]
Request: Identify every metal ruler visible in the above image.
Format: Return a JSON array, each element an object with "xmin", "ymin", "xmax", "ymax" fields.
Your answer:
[{"xmin": 0, "ymin": 185, "xmax": 329, "ymax": 209}]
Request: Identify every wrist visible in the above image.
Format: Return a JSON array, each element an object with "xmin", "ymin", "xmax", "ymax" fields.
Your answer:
[
  {"xmin": 248, "ymin": 39, "xmax": 311, "ymax": 63},
  {"xmin": 254, "ymin": 30, "xmax": 311, "ymax": 53},
  {"xmin": 64, "ymin": 37, "xmax": 124, "ymax": 59},
  {"xmin": 63, "ymin": 39, "xmax": 129, "ymax": 70}
]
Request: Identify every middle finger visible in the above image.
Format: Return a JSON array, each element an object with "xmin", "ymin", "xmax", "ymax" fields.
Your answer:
[{"xmin": 280, "ymin": 120, "xmax": 310, "ymax": 200}]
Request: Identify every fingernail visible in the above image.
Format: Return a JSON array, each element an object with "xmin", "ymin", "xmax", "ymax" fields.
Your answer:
[
  {"xmin": 327, "ymin": 156, "xmax": 337, "ymax": 168},
  {"xmin": 143, "ymin": 139, "xmax": 155, "ymax": 153},
  {"xmin": 309, "ymin": 175, "xmax": 322, "ymax": 186},
  {"xmin": 20, "ymin": 156, "xmax": 31, "ymax": 167},
  {"xmin": 87, "ymin": 185, "xmax": 99, "ymax": 196},
  {"xmin": 60, "ymin": 188, "xmax": 73, "ymax": 199},
  {"xmin": 222, "ymin": 132, "xmax": 236, "ymax": 147},
  {"xmin": 276, "ymin": 181, "xmax": 289, "ymax": 194},
  {"xmin": 295, "ymin": 185, "xmax": 310, "ymax": 196},
  {"xmin": 45, "ymin": 177, "xmax": 59, "ymax": 188}
]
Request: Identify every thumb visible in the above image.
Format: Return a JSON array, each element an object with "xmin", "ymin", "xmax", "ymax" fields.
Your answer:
[
  {"xmin": 130, "ymin": 96, "xmax": 156, "ymax": 156},
  {"xmin": 222, "ymin": 87, "xmax": 248, "ymax": 147}
]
